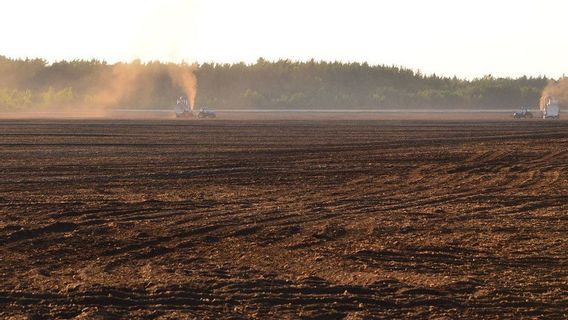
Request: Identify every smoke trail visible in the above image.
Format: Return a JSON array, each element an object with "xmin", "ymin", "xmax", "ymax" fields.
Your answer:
[{"xmin": 540, "ymin": 77, "xmax": 568, "ymax": 111}]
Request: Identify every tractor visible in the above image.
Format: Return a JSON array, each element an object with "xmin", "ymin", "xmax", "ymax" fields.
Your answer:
[
  {"xmin": 513, "ymin": 107, "xmax": 533, "ymax": 119},
  {"xmin": 197, "ymin": 107, "xmax": 216, "ymax": 119},
  {"xmin": 175, "ymin": 96, "xmax": 193, "ymax": 118}
]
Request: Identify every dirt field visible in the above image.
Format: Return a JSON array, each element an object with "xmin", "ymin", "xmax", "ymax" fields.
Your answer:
[
  {"xmin": 0, "ymin": 110, "xmax": 518, "ymax": 121},
  {"xmin": 1, "ymin": 119, "xmax": 567, "ymax": 319}
]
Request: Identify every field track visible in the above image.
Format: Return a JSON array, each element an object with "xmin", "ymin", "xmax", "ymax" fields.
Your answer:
[{"xmin": 1, "ymin": 119, "xmax": 567, "ymax": 319}]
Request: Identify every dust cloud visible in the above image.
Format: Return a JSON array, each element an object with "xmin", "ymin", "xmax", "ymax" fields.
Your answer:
[
  {"xmin": 85, "ymin": 63, "xmax": 143, "ymax": 109},
  {"xmin": 86, "ymin": 61, "xmax": 197, "ymax": 111},
  {"xmin": 540, "ymin": 77, "xmax": 568, "ymax": 111},
  {"xmin": 0, "ymin": 61, "xmax": 198, "ymax": 119},
  {"xmin": 167, "ymin": 64, "xmax": 197, "ymax": 111}
]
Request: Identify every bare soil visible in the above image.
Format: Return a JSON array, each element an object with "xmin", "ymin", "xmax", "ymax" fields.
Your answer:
[
  {"xmin": 1, "ymin": 119, "xmax": 567, "ymax": 319},
  {"xmin": 0, "ymin": 110, "xmax": 519, "ymax": 121}
]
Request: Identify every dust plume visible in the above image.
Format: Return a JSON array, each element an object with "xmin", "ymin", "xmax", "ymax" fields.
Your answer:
[
  {"xmin": 167, "ymin": 63, "xmax": 197, "ymax": 111},
  {"xmin": 83, "ymin": 61, "xmax": 197, "ymax": 112},
  {"xmin": 84, "ymin": 62, "xmax": 143, "ymax": 109},
  {"xmin": 540, "ymin": 77, "xmax": 568, "ymax": 111}
]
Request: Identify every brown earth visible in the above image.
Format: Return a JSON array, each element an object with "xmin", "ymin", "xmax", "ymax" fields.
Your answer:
[
  {"xmin": 0, "ymin": 110, "xmax": 519, "ymax": 121},
  {"xmin": 0, "ymin": 119, "xmax": 567, "ymax": 319}
]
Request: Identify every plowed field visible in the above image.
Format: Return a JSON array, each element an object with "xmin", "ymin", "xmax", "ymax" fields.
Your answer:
[{"xmin": 1, "ymin": 120, "xmax": 567, "ymax": 319}]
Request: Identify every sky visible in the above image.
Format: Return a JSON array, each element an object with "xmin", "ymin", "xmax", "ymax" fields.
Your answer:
[{"xmin": 0, "ymin": 0, "xmax": 566, "ymax": 79}]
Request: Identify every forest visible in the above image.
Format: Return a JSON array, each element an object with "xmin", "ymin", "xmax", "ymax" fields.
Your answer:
[{"xmin": 0, "ymin": 55, "xmax": 550, "ymax": 110}]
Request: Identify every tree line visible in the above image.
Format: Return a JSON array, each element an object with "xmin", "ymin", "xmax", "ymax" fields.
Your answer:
[{"xmin": 0, "ymin": 55, "xmax": 549, "ymax": 110}]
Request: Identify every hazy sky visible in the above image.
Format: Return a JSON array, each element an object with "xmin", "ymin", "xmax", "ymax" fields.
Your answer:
[{"xmin": 1, "ymin": 0, "xmax": 566, "ymax": 78}]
